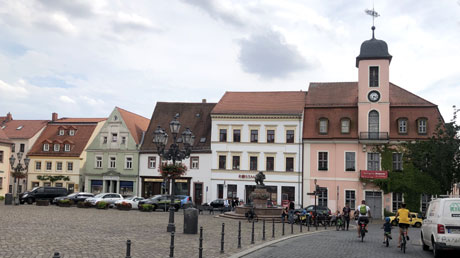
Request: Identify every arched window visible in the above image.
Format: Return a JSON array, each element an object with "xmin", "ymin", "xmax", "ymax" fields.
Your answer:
[{"xmin": 368, "ymin": 110, "xmax": 379, "ymax": 139}]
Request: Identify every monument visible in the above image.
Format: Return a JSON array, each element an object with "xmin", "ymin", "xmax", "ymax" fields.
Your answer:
[{"xmin": 250, "ymin": 171, "xmax": 270, "ymax": 208}]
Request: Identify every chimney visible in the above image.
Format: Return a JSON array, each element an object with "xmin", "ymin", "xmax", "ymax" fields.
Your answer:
[
  {"xmin": 202, "ymin": 99, "xmax": 207, "ymax": 103},
  {"xmin": 6, "ymin": 112, "xmax": 12, "ymax": 122},
  {"xmin": 52, "ymin": 112, "xmax": 58, "ymax": 121}
]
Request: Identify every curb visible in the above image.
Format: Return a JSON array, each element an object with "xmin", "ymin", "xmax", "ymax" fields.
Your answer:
[{"xmin": 228, "ymin": 229, "xmax": 331, "ymax": 258}]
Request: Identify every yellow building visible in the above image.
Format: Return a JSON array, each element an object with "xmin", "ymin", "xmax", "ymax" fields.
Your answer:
[{"xmin": 0, "ymin": 129, "xmax": 12, "ymax": 196}]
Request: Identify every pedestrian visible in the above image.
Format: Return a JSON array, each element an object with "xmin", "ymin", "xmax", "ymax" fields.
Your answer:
[
  {"xmin": 281, "ymin": 207, "xmax": 289, "ymax": 222},
  {"xmin": 231, "ymin": 198, "xmax": 236, "ymax": 211},
  {"xmin": 224, "ymin": 198, "xmax": 229, "ymax": 211},
  {"xmin": 342, "ymin": 202, "xmax": 351, "ymax": 230},
  {"xmin": 288, "ymin": 200, "xmax": 295, "ymax": 224}
]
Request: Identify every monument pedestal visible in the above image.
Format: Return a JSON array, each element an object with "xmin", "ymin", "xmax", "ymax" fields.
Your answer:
[{"xmin": 251, "ymin": 187, "xmax": 270, "ymax": 208}]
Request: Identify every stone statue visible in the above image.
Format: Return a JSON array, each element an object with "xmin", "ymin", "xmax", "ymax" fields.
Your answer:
[{"xmin": 255, "ymin": 171, "xmax": 266, "ymax": 186}]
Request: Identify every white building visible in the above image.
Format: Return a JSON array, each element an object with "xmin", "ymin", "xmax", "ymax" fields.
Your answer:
[{"xmin": 210, "ymin": 92, "xmax": 306, "ymax": 207}]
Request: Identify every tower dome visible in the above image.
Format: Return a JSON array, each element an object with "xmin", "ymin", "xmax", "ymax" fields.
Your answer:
[{"xmin": 356, "ymin": 26, "xmax": 392, "ymax": 67}]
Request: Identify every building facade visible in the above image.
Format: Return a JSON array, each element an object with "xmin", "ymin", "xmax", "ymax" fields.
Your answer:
[
  {"xmin": 139, "ymin": 101, "xmax": 215, "ymax": 205},
  {"xmin": 0, "ymin": 129, "xmax": 12, "ymax": 196},
  {"xmin": 27, "ymin": 114, "xmax": 105, "ymax": 192},
  {"xmin": 84, "ymin": 107, "xmax": 149, "ymax": 196},
  {"xmin": 211, "ymin": 92, "xmax": 305, "ymax": 207}
]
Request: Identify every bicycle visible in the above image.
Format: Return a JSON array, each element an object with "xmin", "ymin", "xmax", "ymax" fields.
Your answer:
[
  {"xmin": 384, "ymin": 232, "xmax": 391, "ymax": 247},
  {"xmin": 246, "ymin": 209, "xmax": 258, "ymax": 223},
  {"xmin": 400, "ymin": 227, "xmax": 408, "ymax": 253},
  {"xmin": 358, "ymin": 219, "xmax": 367, "ymax": 242},
  {"xmin": 336, "ymin": 216, "xmax": 344, "ymax": 231}
]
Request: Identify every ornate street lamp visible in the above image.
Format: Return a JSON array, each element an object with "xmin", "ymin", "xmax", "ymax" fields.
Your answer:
[
  {"xmin": 10, "ymin": 152, "xmax": 30, "ymax": 205},
  {"xmin": 153, "ymin": 114, "xmax": 195, "ymax": 232}
]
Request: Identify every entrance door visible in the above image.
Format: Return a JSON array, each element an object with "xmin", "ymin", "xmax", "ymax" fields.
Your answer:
[
  {"xmin": 365, "ymin": 191, "xmax": 382, "ymax": 219},
  {"xmin": 194, "ymin": 183, "xmax": 203, "ymax": 205}
]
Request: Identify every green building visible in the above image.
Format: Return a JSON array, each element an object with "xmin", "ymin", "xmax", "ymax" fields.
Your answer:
[{"xmin": 83, "ymin": 107, "xmax": 149, "ymax": 195}]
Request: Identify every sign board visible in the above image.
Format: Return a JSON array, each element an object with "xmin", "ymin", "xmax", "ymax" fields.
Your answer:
[
  {"xmin": 306, "ymin": 192, "xmax": 316, "ymax": 195},
  {"xmin": 238, "ymin": 174, "xmax": 256, "ymax": 179},
  {"xmin": 103, "ymin": 176, "xmax": 120, "ymax": 180},
  {"xmin": 360, "ymin": 170, "xmax": 388, "ymax": 179}
]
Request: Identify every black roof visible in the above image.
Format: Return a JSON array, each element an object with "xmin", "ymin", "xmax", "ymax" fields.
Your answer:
[{"xmin": 356, "ymin": 27, "xmax": 392, "ymax": 67}]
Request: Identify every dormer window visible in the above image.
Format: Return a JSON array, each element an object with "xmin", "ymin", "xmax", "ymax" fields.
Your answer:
[
  {"xmin": 319, "ymin": 118, "xmax": 328, "ymax": 134},
  {"xmin": 341, "ymin": 118, "xmax": 350, "ymax": 134},
  {"xmin": 113, "ymin": 115, "xmax": 118, "ymax": 121},
  {"xmin": 69, "ymin": 130, "xmax": 75, "ymax": 136},
  {"xmin": 54, "ymin": 144, "xmax": 60, "ymax": 152},
  {"xmin": 417, "ymin": 118, "xmax": 427, "ymax": 134},
  {"xmin": 398, "ymin": 118, "xmax": 408, "ymax": 134},
  {"xmin": 43, "ymin": 144, "xmax": 49, "ymax": 151},
  {"xmin": 64, "ymin": 144, "xmax": 70, "ymax": 152},
  {"xmin": 16, "ymin": 125, "xmax": 23, "ymax": 130},
  {"xmin": 59, "ymin": 129, "xmax": 65, "ymax": 136},
  {"xmin": 369, "ymin": 66, "xmax": 379, "ymax": 87},
  {"xmin": 112, "ymin": 133, "xmax": 118, "ymax": 142}
]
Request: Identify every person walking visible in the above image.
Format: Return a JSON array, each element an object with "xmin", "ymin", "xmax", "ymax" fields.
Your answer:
[
  {"xmin": 342, "ymin": 203, "xmax": 351, "ymax": 230},
  {"xmin": 288, "ymin": 200, "xmax": 295, "ymax": 224}
]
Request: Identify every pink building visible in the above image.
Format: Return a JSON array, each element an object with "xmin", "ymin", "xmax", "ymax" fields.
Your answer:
[{"xmin": 302, "ymin": 27, "xmax": 443, "ymax": 218}]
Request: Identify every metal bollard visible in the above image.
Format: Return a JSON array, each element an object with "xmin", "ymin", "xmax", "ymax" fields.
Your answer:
[
  {"xmin": 325, "ymin": 219, "xmax": 327, "ymax": 230},
  {"xmin": 308, "ymin": 219, "xmax": 310, "ymax": 231},
  {"xmin": 126, "ymin": 239, "xmax": 132, "ymax": 258},
  {"xmin": 170, "ymin": 231, "xmax": 175, "ymax": 258},
  {"xmin": 315, "ymin": 217, "xmax": 318, "ymax": 231},
  {"xmin": 300, "ymin": 220, "xmax": 302, "ymax": 233},
  {"xmin": 262, "ymin": 220, "xmax": 266, "ymax": 240},
  {"xmin": 272, "ymin": 219, "xmax": 275, "ymax": 238},
  {"xmin": 199, "ymin": 227, "xmax": 203, "ymax": 258},
  {"xmin": 251, "ymin": 219, "xmax": 255, "ymax": 244},
  {"xmin": 237, "ymin": 221, "xmax": 242, "ymax": 249},
  {"xmin": 291, "ymin": 221, "xmax": 294, "ymax": 234},
  {"xmin": 282, "ymin": 218, "xmax": 285, "ymax": 236},
  {"xmin": 53, "ymin": 252, "xmax": 60, "ymax": 258},
  {"xmin": 220, "ymin": 223, "xmax": 225, "ymax": 254}
]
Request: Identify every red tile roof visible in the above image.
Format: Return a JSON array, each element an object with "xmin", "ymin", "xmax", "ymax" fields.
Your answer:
[
  {"xmin": 212, "ymin": 91, "xmax": 306, "ymax": 115},
  {"xmin": 0, "ymin": 129, "xmax": 12, "ymax": 144},
  {"xmin": 116, "ymin": 107, "xmax": 150, "ymax": 144},
  {"xmin": 2, "ymin": 120, "xmax": 48, "ymax": 139},
  {"xmin": 54, "ymin": 118, "xmax": 106, "ymax": 123}
]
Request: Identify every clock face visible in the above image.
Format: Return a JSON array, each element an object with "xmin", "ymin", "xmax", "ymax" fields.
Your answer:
[{"xmin": 368, "ymin": 91, "xmax": 380, "ymax": 102}]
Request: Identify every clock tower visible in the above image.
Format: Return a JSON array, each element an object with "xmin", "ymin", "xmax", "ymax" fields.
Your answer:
[{"xmin": 356, "ymin": 26, "xmax": 392, "ymax": 139}]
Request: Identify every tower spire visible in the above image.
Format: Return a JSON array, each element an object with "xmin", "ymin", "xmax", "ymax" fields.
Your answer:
[{"xmin": 365, "ymin": 7, "xmax": 380, "ymax": 39}]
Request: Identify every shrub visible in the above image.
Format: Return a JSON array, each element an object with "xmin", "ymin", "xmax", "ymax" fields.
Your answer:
[
  {"xmin": 384, "ymin": 208, "xmax": 395, "ymax": 217},
  {"xmin": 139, "ymin": 204, "xmax": 153, "ymax": 212},
  {"xmin": 97, "ymin": 201, "xmax": 108, "ymax": 209},
  {"xmin": 116, "ymin": 202, "xmax": 132, "ymax": 210},
  {"xmin": 59, "ymin": 199, "xmax": 71, "ymax": 204},
  {"xmin": 77, "ymin": 201, "xmax": 92, "ymax": 208},
  {"xmin": 0, "ymin": 196, "xmax": 4, "ymax": 201}
]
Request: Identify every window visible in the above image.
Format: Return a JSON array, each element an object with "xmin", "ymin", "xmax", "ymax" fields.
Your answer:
[
  {"xmin": 367, "ymin": 153, "xmax": 380, "ymax": 170},
  {"xmin": 112, "ymin": 133, "xmax": 118, "ymax": 142},
  {"xmin": 0, "ymin": 151, "xmax": 2, "ymax": 163},
  {"xmin": 318, "ymin": 152, "xmax": 328, "ymax": 171},
  {"xmin": 125, "ymin": 157, "xmax": 133, "ymax": 169},
  {"xmin": 369, "ymin": 66, "xmax": 379, "ymax": 87},
  {"xmin": 46, "ymin": 161, "xmax": 52, "ymax": 171},
  {"xmin": 148, "ymin": 156, "xmax": 156, "ymax": 169},
  {"xmin": 318, "ymin": 188, "xmax": 328, "ymax": 207},
  {"xmin": 266, "ymin": 157, "xmax": 274, "ymax": 171},
  {"xmin": 109, "ymin": 156, "xmax": 116, "ymax": 168},
  {"xmin": 418, "ymin": 119, "xmax": 427, "ymax": 134},
  {"xmin": 96, "ymin": 156, "xmax": 103, "ymax": 168},
  {"xmin": 54, "ymin": 144, "xmax": 60, "ymax": 152},
  {"xmin": 286, "ymin": 130, "xmax": 294, "ymax": 143},
  {"xmin": 55, "ymin": 182, "xmax": 63, "ymax": 187},
  {"xmin": 267, "ymin": 130, "xmax": 275, "ymax": 143},
  {"xmin": 233, "ymin": 129, "xmax": 240, "ymax": 142},
  {"xmin": 232, "ymin": 156, "xmax": 240, "ymax": 170},
  {"xmin": 43, "ymin": 182, "xmax": 51, "ymax": 187},
  {"xmin": 398, "ymin": 119, "xmax": 407, "ymax": 134},
  {"xmin": 67, "ymin": 162, "xmax": 73, "ymax": 171},
  {"xmin": 191, "ymin": 157, "xmax": 199, "ymax": 169},
  {"xmin": 286, "ymin": 157, "xmax": 294, "ymax": 172},
  {"xmin": 59, "ymin": 129, "xmax": 64, "ymax": 136},
  {"xmin": 121, "ymin": 136, "xmax": 126, "ymax": 144},
  {"xmin": 218, "ymin": 184, "xmax": 224, "ymax": 199},
  {"xmin": 64, "ymin": 144, "xmax": 70, "ymax": 152},
  {"xmin": 32, "ymin": 182, "xmax": 39, "ymax": 188},
  {"xmin": 56, "ymin": 162, "xmax": 63, "ymax": 171},
  {"xmin": 103, "ymin": 137, "xmax": 107, "ymax": 144},
  {"xmin": 43, "ymin": 144, "xmax": 49, "ymax": 151},
  {"xmin": 35, "ymin": 161, "xmax": 41, "ymax": 171},
  {"xmin": 345, "ymin": 152, "xmax": 355, "ymax": 171},
  {"xmin": 69, "ymin": 129, "xmax": 75, "ymax": 136},
  {"xmin": 20, "ymin": 144, "xmax": 25, "ymax": 152},
  {"xmin": 250, "ymin": 156, "xmax": 258, "ymax": 170},
  {"xmin": 218, "ymin": 155, "xmax": 226, "ymax": 170},
  {"xmin": 113, "ymin": 115, "xmax": 118, "ymax": 121},
  {"xmin": 319, "ymin": 119, "xmax": 328, "ymax": 134},
  {"xmin": 250, "ymin": 130, "xmax": 258, "ymax": 143},
  {"xmin": 368, "ymin": 110, "xmax": 379, "ymax": 137},
  {"xmin": 219, "ymin": 129, "xmax": 227, "ymax": 142},
  {"xmin": 341, "ymin": 119, "xmax": 350, "ymax": 134},
  {"xmin": 392, "ymin": 153, "xmax": 403, "ymax": 171},
  {"xmin": 345, "ymin": 190, "xmax": 356, "ymax": 209},
  {"xmin": 0, "ymin": 178, "xmax": 2, "ymax": 189},
  {"xmin": 227, "ymin": 185, "xmax": 237, "ymax": 199},
  {"xmin": 12, "ymin": 144, "xmax": 15, "ymax": 152},
  {"xmin": 392, "ymin": 193, "xmax": 403, "ymax": 212}
]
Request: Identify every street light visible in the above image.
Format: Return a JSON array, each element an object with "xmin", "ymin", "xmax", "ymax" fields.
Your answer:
[
  {"xmin": 9, "ymin": 152, "xmax": 30, "ymax": 205},
  {"xmin": 153, "ymin": 114, "xmax": 195, "ymax": 233}
]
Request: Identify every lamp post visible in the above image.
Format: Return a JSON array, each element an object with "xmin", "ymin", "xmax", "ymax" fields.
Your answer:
[
  {"xmin": 9, "ymin": 152, "xmax": 30, "ymax": 205},
  {"xmin": 153, "ymin": 115, "xmax": 195, "ymax": 233}
]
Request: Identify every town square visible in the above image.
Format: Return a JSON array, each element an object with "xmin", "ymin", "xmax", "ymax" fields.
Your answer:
[{"xmin": 1, "ymin": 1, "xmax": 460, "ymax": 258}]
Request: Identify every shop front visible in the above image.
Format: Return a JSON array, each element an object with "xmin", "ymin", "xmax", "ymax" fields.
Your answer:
[{"xmin": 141, "ymin": 176, "xmax": 191, "ymax": 198}]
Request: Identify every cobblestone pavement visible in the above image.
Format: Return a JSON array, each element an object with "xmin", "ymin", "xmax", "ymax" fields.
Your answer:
[
  {"xmin": 243, "ymin": 222, "xmax": 459, "ymax": 258},
  {"xmin": 0, "ymin": 203, "xmax": 320, "ymax": 258}
]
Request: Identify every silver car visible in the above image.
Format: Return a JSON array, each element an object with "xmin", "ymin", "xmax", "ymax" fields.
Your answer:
[{"xmin": 84, "ymin": 193, "xmax": 124, "ymax": 206}]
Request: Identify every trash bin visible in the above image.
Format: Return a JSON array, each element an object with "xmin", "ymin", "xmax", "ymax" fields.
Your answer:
[
  {"xmin": 184, "ymin": 208, "xmax": 198, "ymax": 234},
  {"xmin": 4, "ymin": 193, "xmax": 13, "ymax": 205}
]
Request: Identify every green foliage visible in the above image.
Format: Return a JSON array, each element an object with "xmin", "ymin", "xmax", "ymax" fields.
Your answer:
[
  {"xmin": 159, "ymin": 162, "xmax": 187, "ymax": 179},
  {"xmin": 96, "ymin": 201, "xmax": 108, "ymax": 209},
  {"xmin": 59, "ymin": 199, "xmax": 71, "ymax": 204},
  {"xmin": 0, "ymin": 196, "xmax": 4, "ymax": 201},
  {"xmin": 139, "ymin": 204, "xmax": 153, "ymax": 212},
  {"xmin": 37, "ymin": 175, "xmax": 70, "ymax": 183}
]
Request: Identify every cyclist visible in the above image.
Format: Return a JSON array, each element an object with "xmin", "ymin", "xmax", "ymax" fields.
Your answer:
[
  {"xmin": 382, "ymin": 217, "xmax": 393, "ymax": 244},
  {"xmin": 395, "ymin": 203, "xmax": 410, "ymax": 248},
  {"xmin": 356, "ymin": 200, "xmax": 371, "ymax": 238}
]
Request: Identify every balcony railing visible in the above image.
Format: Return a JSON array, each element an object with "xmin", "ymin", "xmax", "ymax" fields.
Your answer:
[{"xmin": 359, "ymin": 132, "xmax": 389, "ymax": 141}]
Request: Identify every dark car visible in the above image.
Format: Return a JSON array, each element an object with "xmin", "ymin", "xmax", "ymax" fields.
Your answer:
[
  {"xmin": 53, "ymin": 192, "xmax": 94, "ymax": 205},
  {"xmin": 138, "ymin": 195, "xmax": 181, "ymax": 211},
  {"xmin": 20, "ymin": 187, "xmax": 68, "ymax": 204},
  {"xmin": 209, "ymin": 199, "xmax": 225, "ymax": 208},
  {"xmin": 305, "ymin": 205, "xmax": 332, "ymax": 216}
]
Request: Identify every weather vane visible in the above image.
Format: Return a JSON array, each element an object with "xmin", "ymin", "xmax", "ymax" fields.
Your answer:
[{"xmin": 365, "ymin": 4, "xmax": 380, "ymax": 38}]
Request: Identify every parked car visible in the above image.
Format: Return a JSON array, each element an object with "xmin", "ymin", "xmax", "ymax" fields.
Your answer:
[
  {"xmin": 208, "ymin": 199, "xmax": 226, "ymax": 208},
  {"xmin": 53, "ymin": 192, "xmax": 94, "ymax": 205},
  {"xmin": 138, "ymin": 195, "xmax": 181, "ymax": 211},
  {"xmin": 84, "ymin": 193, "xmax": 124, "ymax": 207},
  {"xmin": 389, "ymin": 212, "xmax": 423, "ymax": 227},
  {"xmin": 304, "ymin": 205, "xmax": 332, "ymax": 216},
  {"xmin": 176, "ymin": 195, "xmax": 193, "ymax": 207},
  {"xmin": 19, "ymin": 187, "xmax": 68, "ymax": 204},
  {"xmin": 421, "ymin": 197, "xmax": 460, "ymax": 257},
  {"xmin": 114, "ymin": 196, "xmax": 145, "ymax": 209}
]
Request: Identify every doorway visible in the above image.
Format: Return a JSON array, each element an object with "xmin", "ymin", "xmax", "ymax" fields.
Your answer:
[
  {"xmin": 365, "ymin": 191, "xmax": 382, "ymax": 219},
  {"xmin": 194, "ymin": 183, "xmax": 203, "ymax": 205}
]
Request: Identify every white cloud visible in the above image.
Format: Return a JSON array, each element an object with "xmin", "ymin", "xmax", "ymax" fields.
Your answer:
[
  {"xmin": 0, "ymin": 79, "xmax": 29, "ymax": 98},
  {"xmin": 59, "ymin": 95, "xmax": 76, "ymax": 104}
]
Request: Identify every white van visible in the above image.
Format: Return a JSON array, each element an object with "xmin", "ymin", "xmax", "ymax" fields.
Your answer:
[{"xmin": 421, "ymin": 197, "xmax": 460, "ymax": 257}]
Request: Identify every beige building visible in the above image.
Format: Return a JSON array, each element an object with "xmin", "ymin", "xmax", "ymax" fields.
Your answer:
[{"xmin": 0, "ymin": 129, "xmax": 13, "ymax": 196}]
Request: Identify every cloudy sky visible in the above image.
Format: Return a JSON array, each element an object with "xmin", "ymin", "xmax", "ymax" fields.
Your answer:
[{"xmin": 0, "ymin": 0, "xmax": 459, "ymax": 121}]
